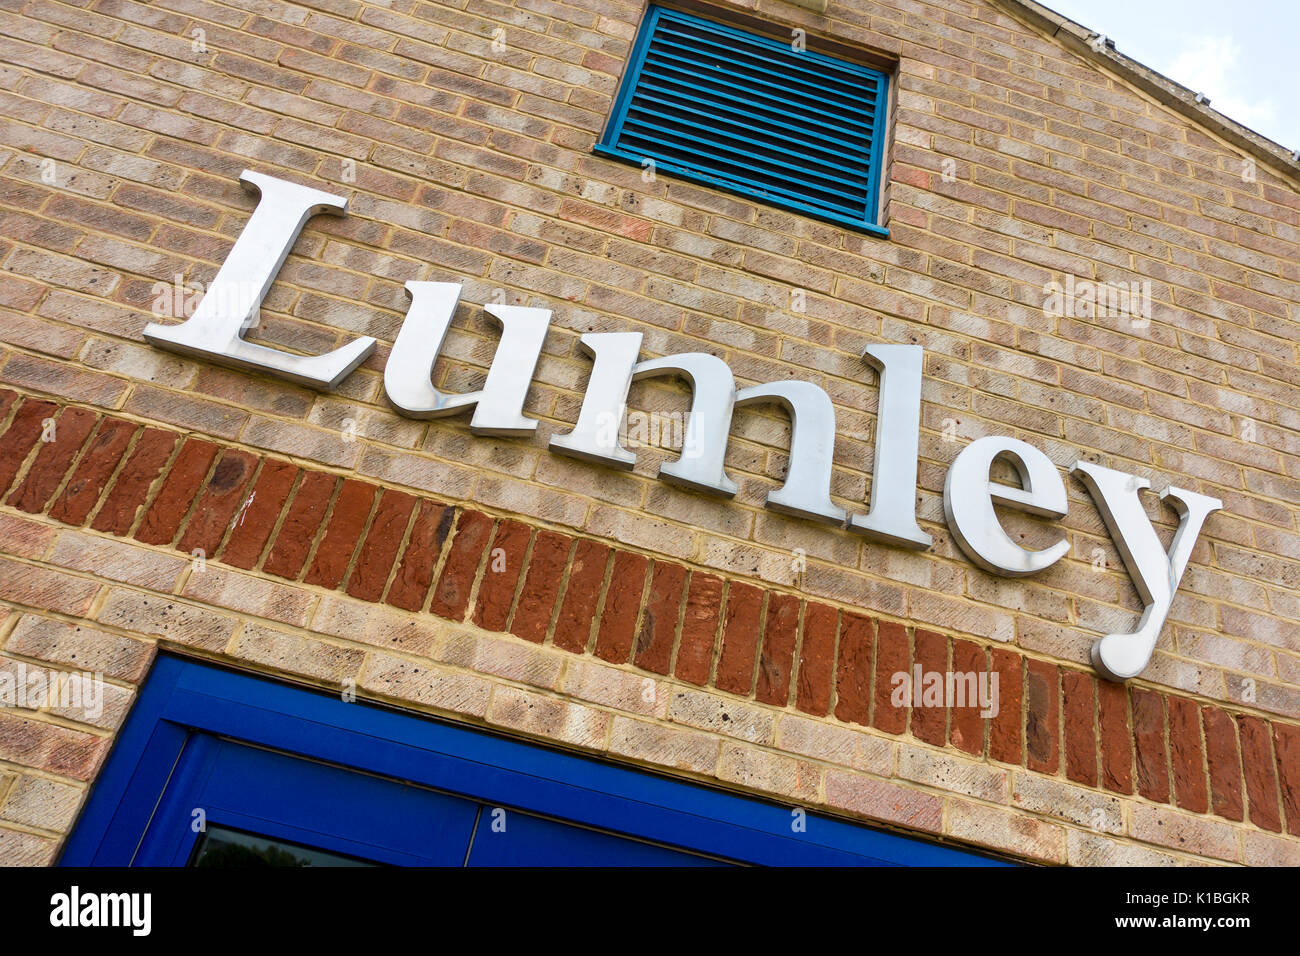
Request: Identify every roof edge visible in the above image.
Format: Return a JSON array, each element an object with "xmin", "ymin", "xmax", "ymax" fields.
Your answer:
[{"xmin": 993, "ymin": 0, "xmax": 1300, "ymax": 189}]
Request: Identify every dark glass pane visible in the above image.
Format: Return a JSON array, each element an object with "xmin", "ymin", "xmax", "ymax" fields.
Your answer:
[{"xmin": 189, "ymin": 824, "xmax": 378, "ymax": 868}]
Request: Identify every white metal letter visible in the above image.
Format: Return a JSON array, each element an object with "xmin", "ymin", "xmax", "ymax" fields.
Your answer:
[
  {"xmin": 848, "ymin": 345, "xmax": 931, "ymax": 548},
  {"xmin": 944, "ymin": 436, "xmax": 1069, "ymax": 576},
  {"xmin": 384, "ymin": 281, "xmax": 551, "ymax": 436},
  {"xmin": 632, "ymin": 353, "xmax": 738, "ymax": 496},
  {"xmin": 549, "ymin": 331, "xmax": 642, "ymax": 467},
  {"xmin": 1071, "ymin": 461, "xmax": 1222, "ymax": 681},
  {"xmin": 143, "ymin": 170, "xmax": 376, "ymax": 389},
  {"xmin": 735, "ymin": 380, "xmax": 846, "ymax": 525}
]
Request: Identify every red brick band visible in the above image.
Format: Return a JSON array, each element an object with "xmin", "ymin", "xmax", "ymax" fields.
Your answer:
[{"xmin": 1, "ymin": 388, "xmax": 1296, "ymax": 835}]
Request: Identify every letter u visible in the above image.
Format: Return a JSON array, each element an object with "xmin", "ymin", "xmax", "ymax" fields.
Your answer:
[{"xmin": 385, "ymin": 282, "xmax": 552, "ymax": 436}]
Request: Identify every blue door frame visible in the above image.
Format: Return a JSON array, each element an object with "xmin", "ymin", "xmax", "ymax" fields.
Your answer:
[{"xmin": 61, "ymin": 655, "xmax": 1011, "ymax": 867}]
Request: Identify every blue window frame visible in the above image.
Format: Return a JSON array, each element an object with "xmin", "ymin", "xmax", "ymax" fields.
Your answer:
[
  {"xmin": 61, "ymin": 655, "xmax": 1010, "ymax": 866},
  {"xmin": 596, "ymin": 6, "xmax": 892, "ymax": 235}
]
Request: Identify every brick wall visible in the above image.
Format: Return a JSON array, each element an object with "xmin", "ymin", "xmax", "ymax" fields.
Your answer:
[{"xmin": 0, "ymin": 0, "xmax": 1297, "ymax": 865}]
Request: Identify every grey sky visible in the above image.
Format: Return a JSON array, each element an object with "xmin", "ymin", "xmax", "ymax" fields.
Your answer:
[{"xmin": 1040, "ymin": 0, "xmax": 1299, "ymax": 150}]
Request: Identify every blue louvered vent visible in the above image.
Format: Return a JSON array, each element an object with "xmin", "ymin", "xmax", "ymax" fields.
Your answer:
[{"xmin": 596, "ymin": 7, "xmax": 890, "ymax": 233}]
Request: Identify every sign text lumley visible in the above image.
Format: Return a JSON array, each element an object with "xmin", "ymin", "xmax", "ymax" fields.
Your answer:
[{"xmin": 144, "ymin": 171, "xmax": 1223, "ymax": 682}]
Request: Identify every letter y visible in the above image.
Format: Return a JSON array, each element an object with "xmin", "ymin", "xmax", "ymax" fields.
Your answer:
[{"xmin": 1072, "ymin": 461, "xmax": 1221, "ymax": 681}]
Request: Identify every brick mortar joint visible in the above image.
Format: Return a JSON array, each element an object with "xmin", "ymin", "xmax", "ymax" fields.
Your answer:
[
  {"xmin": 0, "ymin": 386, "xmax": 1293, "ymax": 707},
  {"xmin": 0, "ymin": 817, "xmax": 68, "ymax": 842},
  {"xmin": 10, "ymin": 217, "xmax": 1300, "ymax": 418},
  {"xmin": 8, "ymin": 286, "xmax": 1300, "ymax": 488},
  {"xmin": 2, "ymin": 0, "xmax": 1300, "ymax": 864},
  {"xmin": 7, "ymin": 186, "xmax": 1300, "ymax": 387},
  {"xmin": 0, "ymin": 387, "xmax": 1294, "ymax": 717},
  {"xmin": 4, "ymin": 526, "xmax": 1298, "ymax": 849},
  {"xmin": 14, "ymin": 3, "xmax": 1300, "ymax": 232},
  {"xmin": 0, "ymin": 509, "xmax": 1289, "ymax": 738},
  {"xmin": 2, "ymin": 486, "xmax": 1289, "ymax": 858},
  {"xmin": 6, "ymin": 84, "xmax": 1300, "ymax": 356},
  {"xmin": 326, "ymin": 646, "xmax": 1294, "ymax": 862},
  {"xmin": 5, "ymin": 228, "xmax": 1300, "ymax": 421}
]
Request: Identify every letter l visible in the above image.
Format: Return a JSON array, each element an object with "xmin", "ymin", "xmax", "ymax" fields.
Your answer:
[
  {"xmin": 849, "ymin": 344, "xmax": 931, "ymax": 548},
  {"xmin": 144, "ymin": 170, "xmax": 376, "ymax": 389}
]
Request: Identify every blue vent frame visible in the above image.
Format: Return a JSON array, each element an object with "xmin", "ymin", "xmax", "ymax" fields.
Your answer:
[{"xmin": 596, "ymin": 6, "xmax": 891, "ymax": 236}]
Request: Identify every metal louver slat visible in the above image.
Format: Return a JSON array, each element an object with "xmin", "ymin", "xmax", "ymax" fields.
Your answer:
[
  {"xmin": 620, "ymin": 133, "xmax": 863, "ymax": 215},
  {"xmin": 635, "ymin": 67, "xmax": 875, "ymax": 145},
  {"xmin": 595, "ymin": 5, "xmax": 891, "ymax": 234},
  {"xmin": 652, "ymin": 27, "xmax": 878, "ymax": 99},
  {"xmin": 656, "ymin": 16, "xmax": 879, "ymax": 87},
  {"xmin": 623, "ymin": 103, "xmax": 874, "ymax": 184},
  {"xmin": 633, "ymin": 82, "xmax": 871, "ymax": 159},
  {"xmin": 640, "ymin": 47, "xmax": 876, "ymax": 135}
]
